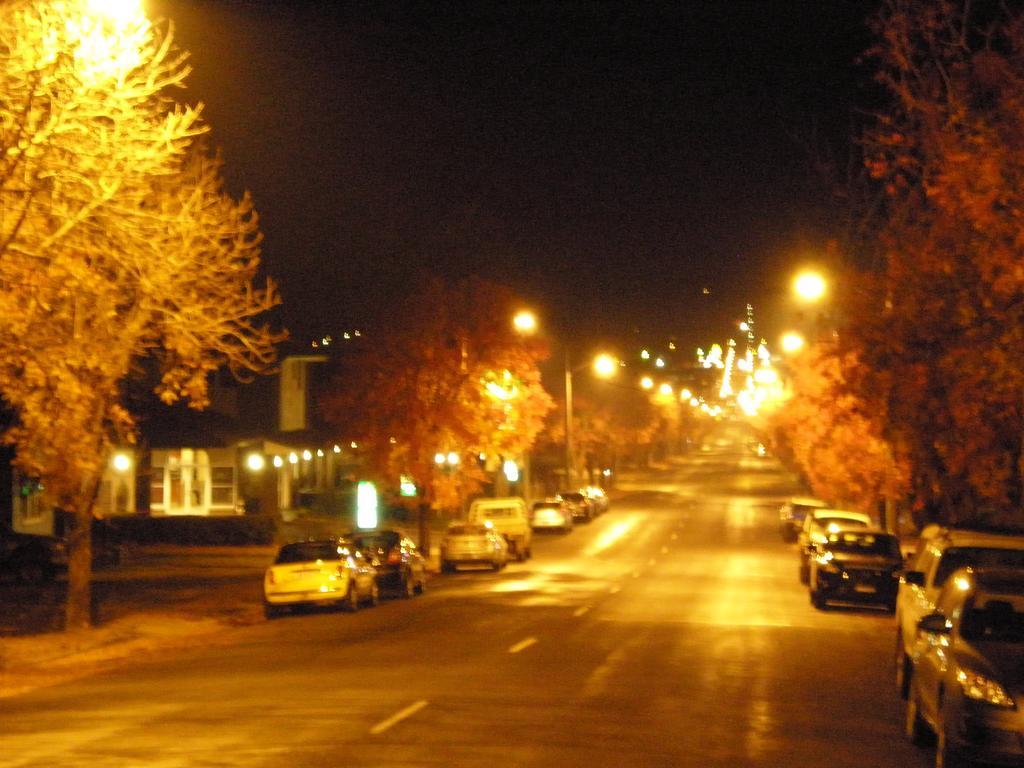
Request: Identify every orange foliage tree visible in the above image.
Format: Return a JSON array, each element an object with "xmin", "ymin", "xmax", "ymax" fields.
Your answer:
[
  {"xmin": 768, "ymin": 342, "xmax": 907, "ymax": 512},
  {"xmin": 844, "ymin": 0, "xmax": 1024, "ymax": 525},
  {"xmin": 320, "ymin": 277, "xmax": 554, "ymax": 543},
  {"xmin": 0, "ymin": 1, "xmax": 282, "ymax": 627}
]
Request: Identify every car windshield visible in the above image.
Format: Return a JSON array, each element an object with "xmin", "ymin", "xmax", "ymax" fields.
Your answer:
[
  {"xmin": 961, "ymin": 595, "xmax": 1024, "ymax": 642},
  {"xmin": 559, "ymin": 493, "xmax": 584, "ymax": 502},
  {"xmin": 824, "ymin": 532, "xmax": 900, "ymax": 557},
  {"xmin": 533, "ymin": 503, "xmax": 558, "ymax": 510},
  {"xmin": 478, "ymin": 508, "xmax": 513, "ymax": 518},
  {"xmin": 814, "ymin": 517, "xmax": 868, "ymax": 532},
  {"xmin": 935, "ymin": 547, "xmax": 1024, "ymax": 587},
  {"xmin": 274, "ymin": 542, "xmax": 344, "ymax": 564},
  {"xmin": 447, "ymin": 524, "xmax": 488, "ymax": 536}
]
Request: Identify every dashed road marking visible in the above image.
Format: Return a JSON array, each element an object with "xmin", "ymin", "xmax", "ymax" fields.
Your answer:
[
  {"xmin": 509, "ymin": 637, "xmax": 538, "ymax": 654},
  {"xmin": 574, "ymin": 605, "xmax": 591, "ymax": 617},
  {"xmin": 609, "ymin": 585, "xmax": 621, "ymax": 594},
  {"xmin": 370, "ymin": 700, "xmax": 429, "ymax": 735}
]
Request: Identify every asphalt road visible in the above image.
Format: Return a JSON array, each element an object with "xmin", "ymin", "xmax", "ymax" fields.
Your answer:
[{"xmin": 0, "ymin": 427, "xmax": 931, "ymax": 767}]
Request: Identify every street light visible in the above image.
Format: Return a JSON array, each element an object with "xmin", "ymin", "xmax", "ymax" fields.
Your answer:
[
  {"xmin": 564, "ymin": 350, "xmax": 617, "ymax": 489},
  {"xmin": 780, "ymin": 331, "xmax": 806, "ymax": 354},
  {"xmin": 512, "ymin": 310, "xmax": 538, "ymax": 334},
  {"xmin": 793, "ymin": 270, "xmax": 827, "ymax": 303}
]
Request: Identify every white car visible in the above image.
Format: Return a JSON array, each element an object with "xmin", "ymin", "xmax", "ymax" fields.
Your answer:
[
  {"xmin": 797, "ymin": 508, "xmax": 873, "ymax": 584},
  {"xmin": 531, "ymin": 499, "xmax": 573, "ymax": 533},
  {"xmin": 894, "ymin": 527, "xmax": 1024, "ymax": 700},
  {"xmin": 440, "ymin": 522, "xmax": 509, "ymax": 572},
  {"xmin": 263, "ymin": 538, "xmax": 379, "ymax": 619}
]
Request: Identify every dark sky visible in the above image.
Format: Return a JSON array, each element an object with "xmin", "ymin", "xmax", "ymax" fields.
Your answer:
[{"xmin": 152, "ymin": 0, "xmax": 873, "ymax": 350}]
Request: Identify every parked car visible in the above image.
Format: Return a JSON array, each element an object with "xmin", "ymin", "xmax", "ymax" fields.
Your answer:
[
  {"xmin": 797, "ymin": 508, "xmax": 873, "ymax": 584},
  {"xmin": 557, "ymin": 491, "xmax": 594, "ymax": 523},
  {"xmin": 352, "ymin": 529, "xmax": 426, "ymax": 598},
  {"xmin": 904, "ymin": 568, "xmax": 1024, "ymax": 768},
  {"xmin": 263, "ymin": 538, "xmax": 378, "ymax": 619},
  {"xmin": 467, "ymin": 497, "xmax": 532, "ymax": 561},
  {"xmin": 807, "ymin": 529, "xmax": 903, "ymax": 611},
  {"xmin": 439, "ymin": 522, "xmax": 509, "ymax": 572},
  {"xmin": 583, "ymin": 486, "xmax": 609, "ymax": 515},
  {"xmin": 531, "ymin": 499, "xmax": 573, "ymax": 533},
  {"xmin": 778, "ymin": 496, "xmax": 829, "ymax": 543},
  {"xmin": 895, "ymin": 527, "xmax": 1024, "ymax": 701},
  {"xmin": 0, "ymin": 522, "xmax": 66, "ymax": 583}
]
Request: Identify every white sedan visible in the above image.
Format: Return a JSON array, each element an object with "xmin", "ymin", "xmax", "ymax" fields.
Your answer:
[{"xmin": 440, "ymin": 522, "xmax": 509, "ymax": 572}]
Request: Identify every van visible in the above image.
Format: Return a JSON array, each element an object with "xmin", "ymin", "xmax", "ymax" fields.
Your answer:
[{"xmin": 467, "ymin": 497, "xmax": 532, "ymax": 561}]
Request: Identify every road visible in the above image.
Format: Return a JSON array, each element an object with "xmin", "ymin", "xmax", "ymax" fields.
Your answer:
[{"xmin": 0, "ymin": 427, "xmax": 930, "ymax": 767}]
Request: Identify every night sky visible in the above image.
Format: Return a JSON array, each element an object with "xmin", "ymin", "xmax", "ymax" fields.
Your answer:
[{"xmin": 152, "ymin": 1, "xmax": 873, "ymax": 350}]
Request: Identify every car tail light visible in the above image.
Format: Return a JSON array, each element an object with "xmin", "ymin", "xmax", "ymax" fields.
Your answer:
[{"xmin": 387, "ymin": 551, "xmax": 402, "ymax": 564}]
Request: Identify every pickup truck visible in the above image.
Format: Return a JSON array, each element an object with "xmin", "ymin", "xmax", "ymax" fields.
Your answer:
[{"xmin": 467, "ymin": 497, "xmax": 532, "ymax": 561}]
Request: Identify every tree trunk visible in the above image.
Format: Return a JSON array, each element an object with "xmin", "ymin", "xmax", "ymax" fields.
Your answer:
[
  {"xmin": 64, "ymin": 504, "xmax": 94, "ymax": 630},
  {"xmin": 417, "ymin": 502, "xmax": 431, "ymax": 563}
]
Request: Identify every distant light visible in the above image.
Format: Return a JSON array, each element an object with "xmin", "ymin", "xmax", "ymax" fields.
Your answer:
[
  {"xmin": 272, "ymin": 456, "xmax": 284, "ymax": 468},
  {"xmin": 503, "ymin": 459, "xmax": 520, "ymax": 483},
  {"xmin": 356, "ymin": 481, "xmax": 378, "ymax": 530},
  {"xmin": 288, "ymin": 452, "xmax": 298, "ymax": 465},
  {"xmin": 447, "ymin": 451, "xmax": 460, "ymax": 466},
  {"xmin": 640, "ymin": 349, "xmax": 650, "ymax": 360},
  {"xmin": 794, "ymin": 271, "xmax": 827, "ymax": 302},
  {"xmin": 690, "ymin": 397, "xmax": 699, "ymax": 407},
  {"xmin": 654, "ymin": 357, "xmax": 665, "ymax": 368},
  {"xmin": 245, "ymin": 453, "xmax": 266, "ymax": 472},
  {"xmin": 593, "ymin": 353, "xmax": 618, "ymax": 378},
  {"xmin": 781, "ymin": 332, "xmax": 806, "ymax": 354},
  {"xmin": 602, "ymin": 468, "xmax": 612, "ymax": 477},
  {"xmin": 513, "ymin": 310, "xmax": 538, "ymax": 334},
  {"xmin": 112, "ymin": 452, "xmax": 131, "ymax": 473},
  {"xmin": 434, "ymin": 453, "xmax": 446, "ymax": 465},
  {"xmin": 389, "ymin": 437, "xmax": 397, "ymax": 444},
  {"xmin": 955, "ymin": 575, "xmax": 972, "ymax": 592},
  {"xmin": 350, "ymin": 441, "xmax": 358, "ymax": 449},
  {"xmin": 354, "ymin": 330, "xmax": 362, "ymax": 337},
  {"xmin": 680, "ymin": 388, "xmax": 692, "ymax": 400},
  {"xmin": 302, "ymin": 449, "xmax": 312, "ymax": 461},
  {"xmin": 739, "ymin": 322, "xmax": 749, "ymax": 332},
  {"xmin": 316, "ymin": 448, "xmax": 325, "ymax": 457},
  {"xmin": 658, "ymin": 383, "xmax": 673, "ymax": 396},
  {"xmin": 640, "ymin": 376, "xmax": 654, "ymax": 390},
  {"xmin": 668, "ymin": 342, "xmax": 676, "ymax": 350},
  {"xmin": 400, "ymin": 476, "xmax": 418, "ymax": 497},
  {"xmin": 333, "ymin": 445, "xmax": 341, "ymax": 453}
]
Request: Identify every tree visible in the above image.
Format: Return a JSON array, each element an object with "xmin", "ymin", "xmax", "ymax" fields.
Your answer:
[
  {"xmin": 767, "ymin": 342, "xmax": 907, "ymax": 513},
  {"xmin": 844, "ymin": 0, "xmax": 1024, "ymax": 525},
  {"xmin": 320, "ymin": 277, "xmax": 554, "ymax": 545},
  {"xmin": 0, "ymin": 0, "xmax": 282, "ymax": 628}
]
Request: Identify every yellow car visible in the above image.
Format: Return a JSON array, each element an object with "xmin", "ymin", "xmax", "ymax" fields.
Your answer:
[{"xmin": 263, "ymin": 538, "xmax": 379, "ymax": 619}]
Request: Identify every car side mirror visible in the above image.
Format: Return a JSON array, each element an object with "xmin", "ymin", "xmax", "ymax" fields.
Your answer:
[
  {"xmin": 917, "ymin": 613, "xmax": 951, "ymax": 636},
  {"xmin": 903, "ymin": 570, "xmax": 925, "ymax": 587}
]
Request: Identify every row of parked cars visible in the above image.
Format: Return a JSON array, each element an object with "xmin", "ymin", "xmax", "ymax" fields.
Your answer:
[
  {"xmin": 781, "ymin": 497, "xmax": 1024, "ymax": 768},
  {"xmin": 263, "ymin": 487, "xmax": 611, "ymax": 618}
]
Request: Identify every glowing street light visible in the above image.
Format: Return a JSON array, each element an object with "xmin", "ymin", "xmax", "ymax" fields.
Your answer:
[
  {"xmin": 640, "ymin": 376, "xmax": 654, "ymax": 390},
  {"xmin": 793, "ymin": 270, "xmax": 827, "ymax": 302},
  {"xmin": 513, "ymin": 310, "xmax": 537, "ymax": 334},
  {"xmin": 781, "ymin": 331, "xmax": 806, "ymax": 354},
  {"xmin": 593, "ymin": 353, "xmax": 618, "ymax": 378}
]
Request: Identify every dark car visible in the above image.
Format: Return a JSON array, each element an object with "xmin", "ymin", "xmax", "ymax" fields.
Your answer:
[
  {"xmin": 0, "ymin": 522, "xmax": 66, "ymax": 582},
  {"xmin": 557, "ymin": 491, "xmax": 593, "ymax": 523},
  {"xmin": 808, "ymin": 528, "xmax": 903, "ymax": 611},
  {"xmin": 352, "ymin": 529, "xmax": 426, "ymax": 598},
  {"xmin": 904, "ymin": 568, "xmax": 1024, "ymax": 768}
]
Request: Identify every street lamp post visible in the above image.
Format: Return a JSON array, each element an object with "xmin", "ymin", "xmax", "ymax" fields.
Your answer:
[{"xmin": 565, "ymin": 348, "xmax": 575, "ymax": 489}]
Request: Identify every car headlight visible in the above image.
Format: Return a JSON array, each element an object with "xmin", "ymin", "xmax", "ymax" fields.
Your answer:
[{"xmin": 957, "ymin": 669, "xmax": 1016, "ymax": 708}]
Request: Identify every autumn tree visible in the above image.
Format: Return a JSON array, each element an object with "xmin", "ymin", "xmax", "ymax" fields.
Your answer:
[
  {"xmin": 841, "ymin": 0, "xmax": 1024, "ymax": 525},
  {"xmin": 767, "ymin": 342, "xmax": 907, "ymax": 514},
  {"xmin": 0, "ymin": 0, "xmax": 282, "ymax": 628},
  {"xmin": 320, "ymin": 277, "xmax": 554, "ymax": 546}
]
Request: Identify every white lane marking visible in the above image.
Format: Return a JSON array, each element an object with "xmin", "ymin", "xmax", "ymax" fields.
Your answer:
[
  {"xmin": 509, "ymin": 636, "xmax": 538, "ymax": 654},
  {"xmin": 370, "ymin": 699, "xmax": 429, "ymax": 735},
  {"xmin": 609, "ymin": 584, "xmax": 621, "ymax": 594},
  {"xmin": 574, "ymin": 605, "xmax": 591, "ymax": 617}
]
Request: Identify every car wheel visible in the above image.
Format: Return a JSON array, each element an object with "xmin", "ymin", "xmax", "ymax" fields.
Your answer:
[
  {"xmin": 798, "ymin": 560, "xmax": 809, "ymax": 585},
  {"xmin": 264, "ymin": 602, "xmax": 285, "ymax": 620},
  {"xmin": 904, "ymin": 685, "xmax": 930, "ymax": 746},
  {"xmin": 895, "ymin": 632, "xmax": 911, "ymax": 700},
  {"xmin": 402, "ymin": 572, "xmax": 416, "ymax": 598},
  {"xmin": 344, "ymin": 583, "xmax": 360, "ymax": 612},
  {"xmin": 810, "ymin": 590, "xmax": 827, "ymax": 610},
  {"xmin": 415, "ymin": 573, "xmax": 426, "ymax": 594}
]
